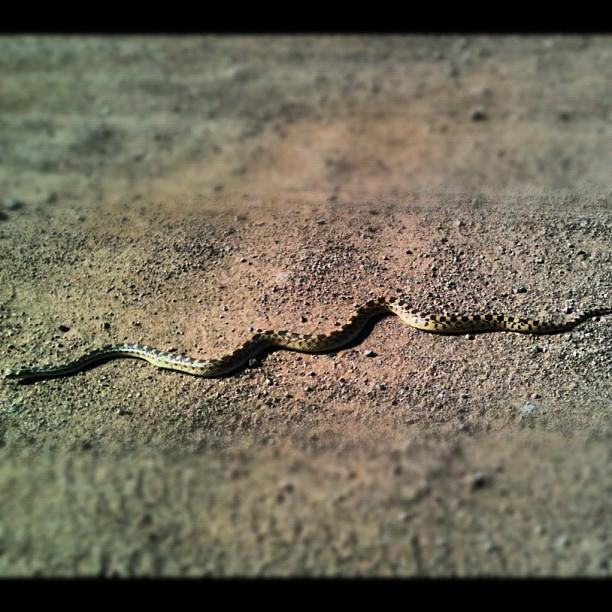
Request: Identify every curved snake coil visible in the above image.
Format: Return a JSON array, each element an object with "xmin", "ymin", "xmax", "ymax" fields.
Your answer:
[{"xmin": 3, "ymin": 296, "xmax": 611, "ymax": 382}]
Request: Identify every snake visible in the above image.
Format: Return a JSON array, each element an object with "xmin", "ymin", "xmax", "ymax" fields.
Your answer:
[{"xmin": 3, "ymin": 296, "xmax": 611, "ymax": 383}]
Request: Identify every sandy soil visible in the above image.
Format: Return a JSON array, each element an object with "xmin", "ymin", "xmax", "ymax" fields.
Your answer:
[{"xmin": 0, "ymin": 35, "xmax": 611, "ymax": 576}]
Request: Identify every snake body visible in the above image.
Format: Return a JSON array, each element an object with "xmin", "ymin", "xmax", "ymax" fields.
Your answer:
[{"xmin": 3, "ymin": 296, "xmax": 610, "ymax": 382}]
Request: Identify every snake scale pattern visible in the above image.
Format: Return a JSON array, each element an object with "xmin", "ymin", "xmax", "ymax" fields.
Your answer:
[{"xmin": 3, "ymin": 296, "xmax": 610, "ymax": 382}]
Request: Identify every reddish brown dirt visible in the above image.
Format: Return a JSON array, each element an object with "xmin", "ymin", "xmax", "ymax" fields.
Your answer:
[{"xmin": 0, "ymin": 36, "xmax": 611, "ymax": 576}]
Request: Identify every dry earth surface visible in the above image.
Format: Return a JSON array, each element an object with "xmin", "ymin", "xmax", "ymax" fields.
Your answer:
[{"xmin": 0, "ymin": 35, "xmax": 611, "ymax": 576}]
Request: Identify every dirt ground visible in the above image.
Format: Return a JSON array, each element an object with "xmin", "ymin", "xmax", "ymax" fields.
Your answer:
[{"xmin": 0, "ymin": 35, "xmax": 611, "ymax": 576}]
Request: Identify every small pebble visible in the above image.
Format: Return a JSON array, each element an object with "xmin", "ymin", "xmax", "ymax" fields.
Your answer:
[
  {"xmin": 471, "ymin": 109, "xmax": 488, "ymax": 121},
  {"xmin": 521, "ymin": 402, "xmax": 537, "ymax": 415},
  {"xmin": 58, "ymin": 324, "xmax": 70, "ymax": 332},
  {"xmin": 3, "ymin": 197, "xmax": 25, "ymax": 211},
  {"xmin": 470, "ymin": 471, "xmax": 489, "ymax": 490},
  {"xmin": 363, "ymin": 349, "xmax": 376, "ymax": 357},
  {"xmin": 533, "ymin": 524, "xmax": 545, "ymax": 536},
  {"xmin": 483, "ymin": 534, "xmax": 498, "ymax": 553},
  {"xmin": 279, "ymin": 481, "xmax": 294, "ymax": 494},
  {"xmin": 316, "ymin": 219, "xmax": 326, "ymax": 225},
  {"xmin": 556, "ymin": 535, "xmax": 571, "ymax": 548}
]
